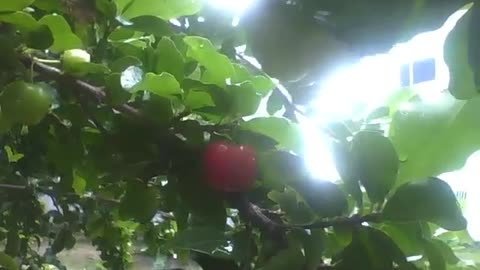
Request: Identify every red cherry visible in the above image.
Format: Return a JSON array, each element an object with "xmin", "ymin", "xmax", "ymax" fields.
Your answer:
[{"xmin": 203, "ymin": 141, "xmax": 257, "ymax": 192}]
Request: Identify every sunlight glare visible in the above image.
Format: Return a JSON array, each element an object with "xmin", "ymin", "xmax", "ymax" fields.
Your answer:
[
  {"xmin": 205, "ymin": 0, "xmax": 255, "ymax": 15},
  {"xmin": 310, "ymin": 54, "xmax": 399, "ymax": 123}
]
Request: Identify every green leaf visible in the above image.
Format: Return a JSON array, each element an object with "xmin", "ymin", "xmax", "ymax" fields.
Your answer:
[
  {"xmin": 139, "ymin": 95, "xmax": 174, "ymax": 125},
  {"xmin": 129, "ymin": 16, "xmax": 174, "ymax": 37},
  {"xmin": 51, "ymin": 227, "xmax": 76, "ymax": 254},
  {"xmin": 389, "ymin": 94, "xmax": 480, "ymax": 183},
  {"xmin": 257, "ymin": 150, "xmax": 308, "ymax": 189},
  {"xmin": 259, "ymin": 244, "xmax": 305, "ymax": 270},
  {"xmin": 229, "ymin": 82, "xmax": 262, "ymax": 117},
  {"xmin": 176, "ymin": 160, "xmax": 226, "ymax": 229},
  {"xmin": 383, "ymin": 177, "xmax": 467, "ymax": 231},
  {"xmin": 293, "ymin": 229, "xmax": 325, "ymax": 270},
  {"xmin": 38, "ymin": 14, "xmax": 83, "ymax": 52},
  {"xmin": 267, "ymin": 90, "xmax": 284, "ymax": 115},
  {"xmin": 351, "ymin": 130, "xmax": 399, "ymax": 203},
  {"xmin": 184, "ymin": 36, "xmax": 234, "ymax": 87},
  {"xmin": 428, "ymin": 239, "xmax": 460, "ymax": 265},
  {"xmin": 0, "ymin": 11, "xmax": 39, "ymax": 31},
  {"xmin": 444, "ymin": 3, "xmax": 478, "ymax": 99},
  {"xmin": 154, "ymin": 37, "xmax": 185, "ymax": 82},
  {"xmin": 166, "ymin": 227, "xmax": 229, "ymax": 255},
  {"xmin": 104, "ymin": 73, "xmax": 132, "ymax": 106},
  {"xmin": 292, "ymin": 179, "xmax": 348, "ymax": 218},
  {"xmin": 331, "ymin": 140, "xmax": 362, "ymax": 206},
  {"xmin": 24, "ymin": 24, "xmax": 54, "ymax": 50},
  {"xmin": 380, "ymin": 223, "xmax": 425, "ymax": 256},
  {"xmin": 268, "ymin": 187, "xmax": 315, "ymax": 224},
  {"xmin": 241, "ymin": 117, "xmax": 303, "ymax": 154},
  {"xmin": 232, "ymin": 64, "xmax": 274, "ymax": 96},
  {"xmin": 109, "ymin": 56, "xmax": 142, "ymax": 73},
  {"xmin": 423, "ymin": 239, "xmax": 447, "ymax": 270},
  {"xmin": 132, "ymin": 72, "xmax": 182, "ymax": 98},
  {"xmin": 184, "ymin": 89, "xmax": 215, "ymax": 109},
  {"xmin": 0, "ymin": 0, "xmax": 34, "ymax": 11},
  {"xmin": 118, "ymin": 0, "xmax": 202, "ymax": 20},
  {"xmin": 0, "ymin": 252, "xmax": 18, "ymax": 270},
  {"xmin": 334, "ymin": 226, "xmax": 409, "ymax": 270},
  {"xmin": 33, "ymin": 0, "xmax": 62, "ymax": 11},
  {"xmin": 119, "ymin": 181, "xmax": 159, "ymax": 223},
  {"xmin": 4, "ymin": 146, "xmax": 24, "ymax": 163},
  {"xmin": 72, "ymin": 170, "xmax": 86, "ymax": 195}
]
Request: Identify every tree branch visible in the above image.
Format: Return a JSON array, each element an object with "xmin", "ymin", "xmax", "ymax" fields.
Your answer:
[
  {"xmin": 0, "ymin": 183, "xmax": 175, "ymax": 220},
  {"xmin": 295, "ymin": 213, "xmax": 382, "ymax": 230},
  {"xmin": 15, "ymin": 51, "xmax": 369, "ymax": 252},
  {"xmin": 17, "ymin": 53, "xmax": 144, "ymax": 123}
]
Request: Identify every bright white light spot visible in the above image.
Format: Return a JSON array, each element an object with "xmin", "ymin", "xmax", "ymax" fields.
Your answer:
[
  {"xmin": 169, "ymin": 19, "xmax": 182, "ymax": 27},
  {"xmin": 310, "ymin": 54, "xmax": 399, "ymax": 123},
  {"xmin": 398, "ymin": 102, "xmax": 414, "ymax": 112},
  {"xmin": 197, "ymin": 16, "xmax": 205, "ymax": 22},
  {"xmin": 304, "ymin": 6, "xmax": 472, "ymax": 182},
  {"xmin": 442, "ymin": 151, "xmax": 480, "ymax": 241},
  {"xmin": 205, "ymin": 0, "xmax": 255, "ymax": 15},
  {"xmin": 301, "ymin": 122, "xmax": 339, "ymax": 181}
]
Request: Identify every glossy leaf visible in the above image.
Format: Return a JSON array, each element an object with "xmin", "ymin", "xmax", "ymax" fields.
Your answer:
[
  {"xmin": 0, "ymin": 11, "xmax": 39, "ymax": 31},
  {"xmin": 389, "ymin": 94, "xmax": 480, "ymax": 183},
  {"xmin": 155, "ymin": 37, "xmax": 185, "ymax": 82},
  {"xmin": 334, "ymin": 226, "xmax": 409, "ymax": 270},
  {"xmin": 292, "ymin": 179, "xmax": 348, "ymax": 218},
  {"xmin": 257, "ymin": 150, "xmax": 308, "ymax": 189},
  {"xmin": 38, "ymin": 14, "xmax": 83, "ymax": 52},
  {"xmin": 303, "ymin": 229, "xmax": 325, "ymax": 270},
  {"xmin": 444, "ymin": 3, "xmax": 478, "ymax": 99},
  {"xmin": 184, "ymin": 36, "xmax": 234, "ymax": 87},
  {"xmin": 383, "ymin": 177, "xmax": 467, "ymax": 231},
  {"xmin": 0, "ymin": 0, "xmax": 34, "ymax": 11},
  {"xmin": 119, "ymin": 181, "xmax": 160, "ymax": 223},
  {"xmin": 229, "ymin": 82, "xmax": 262, "ymax": 117},
  {"xmin": 331, "ymin": 140, "xmax": 362, "ymax": 206},
  {"xmin": 117, "ymin": 0, "xmax": 202, "ymax": 20},
  {"xmin": 72, "ymin": 171, "xmax": 86, "ymax": 195},
  {"xmin": 132, "ymin": 72, "xmax": 183, "ymax": 98},
  {"xmin": 380, "ymin": 223, "xmax": 425, "ymax": 256},
  {"xmin": 351, "ymin": 130, "xmax": 399, "ymax": 203},
  {"xmin": 424, "ymin": 239, "xmax": 447, "ymax": 270},
  {"xmin": 129, "ymin": 16, "xmax": 174, "ymax": 37},
  {"xmin": 268, "ymin": 188, "xmax": 315, "ymax": 224},
  {"xmin": 241, "ymin": 117, "xmax": 304, "ymax": 154}
]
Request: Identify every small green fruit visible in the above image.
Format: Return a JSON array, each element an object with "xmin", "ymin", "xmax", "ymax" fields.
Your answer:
[
  {"xmin": 61, "ymin": 49, "xmax": 91, "ymax": 76},
  {"xmin": 0, "ymin": 80, "xmax": 52, "ymax": 125}
]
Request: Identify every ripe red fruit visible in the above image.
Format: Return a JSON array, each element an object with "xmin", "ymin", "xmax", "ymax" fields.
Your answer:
[{"xmin": 203, "ymin": 141, "xmax": 257, "ymax": 192}]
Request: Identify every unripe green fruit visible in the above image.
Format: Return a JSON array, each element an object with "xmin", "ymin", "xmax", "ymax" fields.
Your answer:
[
  {"xmin": 61, "ymin": 49, "xmax": 91, "ymax": 76},
  {"xmin": 0, "ymin": 80, "xmax": 52, "ymax": 125}
]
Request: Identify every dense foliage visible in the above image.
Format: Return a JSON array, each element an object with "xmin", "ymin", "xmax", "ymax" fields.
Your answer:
[{"xmin": 0, "ymin": 0, "xmax": 479, "ymax": 269}]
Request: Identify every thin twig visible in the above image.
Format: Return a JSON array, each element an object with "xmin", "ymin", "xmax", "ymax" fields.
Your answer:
[
  {"xmin": 0, "ymin": 183, "xmax": 28, "ymax": 190},
  {"xmin": 17, "ymin": 54, "xmax": 144, "ymax": 122}
]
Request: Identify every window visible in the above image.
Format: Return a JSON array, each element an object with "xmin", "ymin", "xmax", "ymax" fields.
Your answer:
[
  {"xmin": 399, "ymin": 57, "xmax": 436, "ymax": 87},
  {"xmin": 412, "ymin": 58, "xmax": 436, "ymax": 84},
  {"xmin": 400, "ymin": 63, "xmax": 410, "ymax": 87}
]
